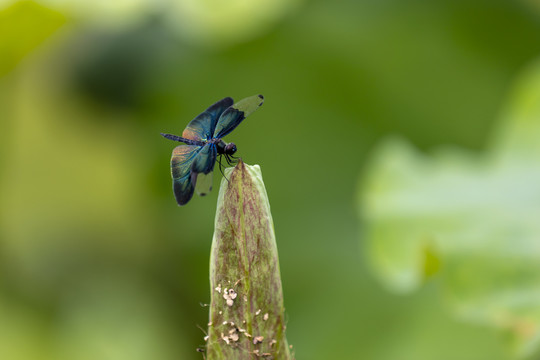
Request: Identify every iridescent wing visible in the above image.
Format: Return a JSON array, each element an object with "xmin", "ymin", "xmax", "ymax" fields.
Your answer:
[
  {"xmin": 213, "ymin": 94, "xmax": 264, "ymax": 139},
  {"xmin": 190, "ymin": 143, "xmax": 217, "ymax": 197},
  {"xmin": 182, "ymin": 97, "xmax": 234, "ymax": 141},
  {"xmin": 191, "ymin": 143, "xmax": 217, "ymax": 174},
  {"xmin": 171, "ymin": 145, "xmax": 201, "ymax": 206}
]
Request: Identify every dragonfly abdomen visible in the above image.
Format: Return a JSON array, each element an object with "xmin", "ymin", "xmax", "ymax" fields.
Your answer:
[{"xmin": 160, "ymin": 133, "xmax": 205, "ymax": 146}]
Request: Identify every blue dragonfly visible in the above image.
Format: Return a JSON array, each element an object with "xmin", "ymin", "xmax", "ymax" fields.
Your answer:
[{"xmin": 161, "ymin": 95, "xmax": 264, "ymax": 205}]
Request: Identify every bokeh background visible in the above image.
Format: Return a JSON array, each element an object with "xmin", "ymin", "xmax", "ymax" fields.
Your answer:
[{"xmin": 2, "ymin": 0, "xmax": 540, "ymax": 359}]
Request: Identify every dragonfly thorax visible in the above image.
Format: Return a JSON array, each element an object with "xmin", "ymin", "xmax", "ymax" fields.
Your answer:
[{"xmin": 214, "ymin": 139, "xmax": 237, "ymax": 155}]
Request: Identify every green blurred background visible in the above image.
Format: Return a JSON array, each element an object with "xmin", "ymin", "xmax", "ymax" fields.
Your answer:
[{"xmin": 2, "ymin": 0, "xmax": 540, "ymax": 359}]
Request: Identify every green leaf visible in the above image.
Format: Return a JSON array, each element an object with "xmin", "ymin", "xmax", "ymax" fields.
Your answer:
[
  {"xmin": 359, "ymin": 60, "xmax": 540, "ymax": 357},
  {"xmin": 207, "ymin": 160, "xmax": 292, "ymax": 360}
]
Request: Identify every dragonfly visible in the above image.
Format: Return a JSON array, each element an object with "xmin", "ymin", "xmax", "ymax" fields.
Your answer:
[{"xmin": 161, "ymin": 94, "xmax": 264, "ymax": 206}]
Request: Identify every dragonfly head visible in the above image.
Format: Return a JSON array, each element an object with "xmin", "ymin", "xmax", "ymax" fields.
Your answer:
[{"xmin": 224, "ymin": 142, "xmax": 237, "ymax": 155}]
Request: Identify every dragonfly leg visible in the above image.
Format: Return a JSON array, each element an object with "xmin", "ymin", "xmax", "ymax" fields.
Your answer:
[
  {"xmin": 217, "ymin": 155, "xmax": 229, "ymax": 182},
  {"xmin": 225, "ymin": 154, "xmax": 238, "ymax": 166}
]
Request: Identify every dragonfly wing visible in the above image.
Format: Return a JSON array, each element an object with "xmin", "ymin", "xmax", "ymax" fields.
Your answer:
[
  {"xmin": 183, "ymin": 97, "xmax": 234, "ymax": 141},
  {"xmin": 171, "ymin": 145, "xmax": 201, "ymax": 205},
  {"xmin": 205, "ymin": 97, "xmax": 234, "ymax": 132},
  {"xmin": 173, "ymin": 175, "xmax": 195, "ymax": 206},
  {"xmin": 213, "ymin": 94, "xmax": 264, "ymax": 138},
  {"xmin": 190, "ymin": 143, "xmax": 217, "ymax": 196},
  {"xmin": 194, "ymin": 171, "xmax": 213, "ymax": 196},
  {"xmin": 191, "ymin": 143, "xmax": 217, "ymax": 174}
]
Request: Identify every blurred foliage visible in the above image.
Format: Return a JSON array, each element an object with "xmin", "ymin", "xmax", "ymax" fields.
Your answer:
[
  {"xmin": 1, "ymin": 0, "xmax": 540, "ymax": 359},
  {"xmin": 0, "ymin": 1, "xmax": 65, "ymax": 77},
  {"xmin": 165, "ymin": 0, "xmax": 303, "ymax": 47},
  {"xmin": 360, "ymin": 60, "xmax": 540, "ymax": 357}
]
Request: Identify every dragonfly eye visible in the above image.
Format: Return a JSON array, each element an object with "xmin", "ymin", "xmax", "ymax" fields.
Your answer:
[{"xmin": 225, "ymin": 143, "xmax": 237, "ymax": 155}]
